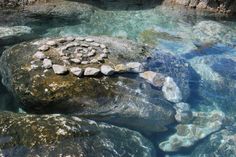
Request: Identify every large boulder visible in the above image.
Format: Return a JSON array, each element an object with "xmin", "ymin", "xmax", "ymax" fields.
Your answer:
[
  {"xmin": 0, "ymin": 111, "xmax": 155, "ymax": 157},
  {"xmin": 0, "ymin": 36, "xmax": 178, "ymax": 133}
]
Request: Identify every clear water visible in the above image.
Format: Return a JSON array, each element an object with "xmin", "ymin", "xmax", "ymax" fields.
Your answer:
[{"xmin": 1, "ymin": 3, "xmax": 236, "ymax": 156}]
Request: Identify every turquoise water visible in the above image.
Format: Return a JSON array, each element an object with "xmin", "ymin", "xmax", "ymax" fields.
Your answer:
[{"xmin": 1, "ymin": 3, "xmax": 236, "ymax": 157}]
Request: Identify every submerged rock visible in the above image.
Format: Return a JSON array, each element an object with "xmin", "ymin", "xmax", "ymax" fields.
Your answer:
[
  {"xmin": 162, "ymin": 77, "xmax": 183, "ymax": 103},
  {"xmin": 0, "ymin": 26, "xmax": 32, "ymax": 39},
  {"xmin": 101, "ymin": 65, "xmax": 114, "ymax": 76},
  {"xmin": 192, "ymin": 21, "xmax": 236, "ymax": 47},
  {"xmin": 190, "ymin": 124, "xmax": 236, "ymax": 157},
  {"xmin": 84, "ymin": 67, "xmax": 100, "ymax": 76},
  {"xmin": 159, "ymin": 110, "xmax": 225, "ymax": 152},
  {"xmin": 139, "ymin": 71, "xmax": 165, "ymax": 87},
  {"xmin": 0, "ymin": 112, "xmax": 155, "ymax": 157}
]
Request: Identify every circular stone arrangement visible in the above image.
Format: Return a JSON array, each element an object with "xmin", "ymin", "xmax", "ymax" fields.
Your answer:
[{"xmin": 31, "ymin": 36, "xmax": 145, "ymax": 77}]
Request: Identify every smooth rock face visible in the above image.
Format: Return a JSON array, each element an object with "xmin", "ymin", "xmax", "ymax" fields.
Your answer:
[
  {"xmin": 126, "ymin": 62, "xmax": 144, "ymax": 73},
  {"xmin": 52, "ymin": 64, "xmax": 68, "ymax": 74},
  {"xmin": 162, "ymin": 77, "xmax": 183, "ymax": 103},
  {"xmin": 84, "ymin": 67, "xmax": 100, "ymax": 76},
  {"xmin": 159, "ymin": 110, "xmax": 225, "ymax": 152},
  {"xmin": 43, "ymin": 59, "xmax": 52, "ymax": 69},
  {"xmin": 139, "ymin": 71, "xmax": 165, "ymax": 87},
  {"xmin": 0, "ymin": 112, "xmax": 156, "ymax": 157},
  {"xmin": 101, "ymin": 65, "xmax": 114, "ymax": 75},
  {"xmin": 70, "ymin": 67, "xmax": 83, "ymax": 77}
]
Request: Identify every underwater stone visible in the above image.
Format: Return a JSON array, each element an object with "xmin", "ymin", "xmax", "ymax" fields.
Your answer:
[
  {"xmin": 38, "ymin": 45, "xmax": 49, "ymax": 51},
  {"xmin": 126, "ymin": 62, "xmax": 144, "ymax": 73},
  {"xmin": 76, "ymin": 37, "xmax": 85, "ymax": 41},
  {"xmin": 162, "ymin": 77, "xmax": 182, "ymax": 103},
  {"xmin": 174, "ymin": 102, "xmax": 191, "ymax": 112},
  {"xmin": 84, "ymin": 67, "xmax": 100, "ymax": 76},
  {"xmin": 175, "ymin": 110, "xmax": 193, "ymax": 124},
  {"xmin": 139, "ymin": 71, "xmax": 165, "ymax": 87},
  {"xmin": 159, "ymin": 110, "xmax": 225, "ymax": 152},
  {"xmin": 101, "ymin": 65, "xmax": 114, "ymax": 76},
  {"xmin": 70, "ymin": 67, "xmax": 83, "ymax": 77},
  {"xmin": 81, "ymin": 61, "xmax": 89, "ymax": 65},
  {"xmin": 33, "ymin": 51, "xmax": 46, "ymax": 60},
  {"xmin": 43, "ymin": 59, "xmax": 52, "ymax": 69},
  {"xmin": 52, "ymin": 64, "xmax": 68, "ymax": 75},
  {"xmin": 87, "ymin": 50, "xmax": 96, "ymax": 57}
]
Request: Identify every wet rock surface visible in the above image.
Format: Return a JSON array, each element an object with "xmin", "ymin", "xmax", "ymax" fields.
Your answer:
[
  {"xmin": 0, "ymin": 26, "xmax": 32, "ymax": 39},
  {"xmin": 159, "ymin": 110, "xmax": 225, "ymax": 152},
  {"xmin": 0, "ymin": 36, "xmax": 186, "ymax": 133},
  {"xmin": 0, "ymin": 111, "xmax": 155, "ymax": 157}
]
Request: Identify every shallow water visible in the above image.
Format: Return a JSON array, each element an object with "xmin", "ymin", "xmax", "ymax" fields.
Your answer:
[{"xmin": 1, "ymin": 3, "xmax": 236, "ymax": 157}]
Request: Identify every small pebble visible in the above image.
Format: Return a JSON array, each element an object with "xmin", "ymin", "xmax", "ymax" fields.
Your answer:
[
  {"xmin": 76, "ymin": 37, "xmax": 85, "ymax": 41},
  {"xmin": 81, "ymin": 61, "xmax": 89, "ymax": 65},
  {"xmin": 88, "ymin": 50, "xmax": 96, "ymax": 57},
  {"xmin": 100, "ymin": 53, "xmax": 108, "ymax": 59},
  {"xmin": 90, "ymin": 59, "xmax": 98, "ymax": 64},
  {"xmin": 66, "ymin": 36, "xmax": 75, "ymax": 42},
  {"xmin": 84, "ymin": 67, "xmax": 100, "ymax": 76},
  {"xmin": 100, "ymin": 44, "xmax": 106, "ymax": 49},
  {"xmin": 85, "ymin": 38, "xmax": 94, "ymax": 42},
  {"xmin": 90, "ymin": 42, "xmax": 100, "ymax": 47},
  {"xmin": 33, "ymin": 51, "xmax": 46, "ymax": 60},
  {"xmin": 38, "ymin": 45, "xmax": 49, "ymax": 51},
  {"xmin": 61, "ymin": 56, "xmax": 70, "ymax": 60},
  {"xmin": 46, "ymin": 40, "xmax": 57, "ymax": 46},
  {"xmin": 70, "ymin": 67, "xmax": 83, "ymax": 77},
  {"xmin": 70, "ymin": 58, "xmax": 81, "ymax": 64},
  {"xmin": 52, "ymin": 64, "xmax": 68, "ymax": 75},
  {"xmin": 56, "ymin": 38, "xmax": 67, "ymax": 43},
  {"xmin": 101, "ymin": 65, "xmax": 114, "ymax": 75},
  {"xmin": 43, "ymin": 59, "xmax": 52, "ymax": 69},
  {"xmin": 81, "ymin": 44, "xmax": 89, "ymax": 47},
  {"xmin": 103, "ymin": 49, "xmax": 109, "ymax": 54}
]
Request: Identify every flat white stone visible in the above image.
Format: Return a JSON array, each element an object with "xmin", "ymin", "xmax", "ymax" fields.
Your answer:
[
  {"xmin": 100, "ymin": 53, "xmax": 108, "ymax": 58},
  {"xmin": 84, "ymin": 67, "xmax": 100, "ymax": 76},
  {"xmin": 81, "ymin": 61, "xmax": 89, "ymax": 65},
  {"xmin": 65, "ymin": 36, "xmax": 75, "ymax": 41},
  {"xmin": 33, "ymin": 51, "xmax": 45, "ymax": 60},
  {"xmin": 100, "ymin": 44, "xmax": 106, "ymax": 49},
  {"xmin": 88, "ymin": 50, "xmax": 96, "ymax": 57},
  {"xmin": 139, "ymin": 71, "xmax": 165, "ymax": 87},
  {"xmin": 70, "ymin": 58, "xmax": 81, "ymax": 64},
  {"xmin": 90, "ymin": 42, "xmax": 100, "ymax": 47},
  {"xmin": 38, "ymin": 45, "xmax": 49, "ymax": 51},
  {"xmin": 162, "ymin": 77, "xmax": 183, "ymax": 103},
  {"xmin": 70, "ymin": 67, "xmax": 83, "ymax": 77},
  {"xmin": 90, "ymin": 59, "xmax": 98, "ymax": 64},
  {"xmin": 81, "ymin": 44, "xmax": 89, "ymax": 47},
  {"xmin": 126, "ymin": 62, "xmax": 144, "ymax": 73},
  {"xmin": 76, "ymin": 37, "xmax": 85, "ymax": 41},
  {"xmin": 46, "ymin": 40, "xmax": 57, "ymax": 46},
  {"xmin": 52, "ymin": 64, "xmax": 68, "ymax": 75},
  {"xmin": 114, "ymin": 64, "xmax": 129, "ymax": 73},
  {"xmin": 43, "ymin": 59, "xmax": 52, "ymax": 69},
  {"xmin": 101, "ymin": 65, "xmax": 115, "ymax": 76},
  {"xmin": 85, "ymin": 38, "xmax": 94, "ymax": 42}
]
